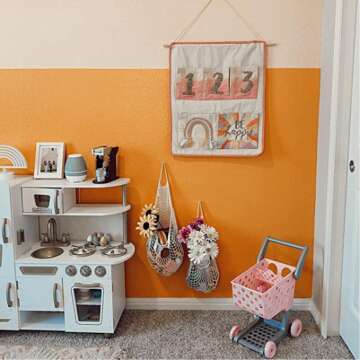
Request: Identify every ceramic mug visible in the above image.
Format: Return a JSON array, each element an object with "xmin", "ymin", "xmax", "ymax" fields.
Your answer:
[{"xmin": 65, "ymin": 154, "xmax": 87, "ymax": 182}]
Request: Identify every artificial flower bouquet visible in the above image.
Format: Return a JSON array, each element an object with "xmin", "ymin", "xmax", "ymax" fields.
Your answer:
[
  {"xmin": 136, "ymin": 203, "xmax": 160, "ymax": 239},
  {"xmin": 136, "ymin": 202, "xmax": 183, "ymax": 276},
  {"xmin": 177, "ymin": 217, "xmax": 219, "ymax": 264},
  {"xmin": 178, "ymin": 217, "xmax": 220, "ymax": 292}
]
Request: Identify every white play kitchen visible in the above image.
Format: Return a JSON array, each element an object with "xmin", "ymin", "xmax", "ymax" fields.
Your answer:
[{"xmin": 0, "ymin": 145, "xmax": 134, "ymax": 335}]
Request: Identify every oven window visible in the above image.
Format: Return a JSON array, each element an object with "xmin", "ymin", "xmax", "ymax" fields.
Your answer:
[{"xmin": 34, "ymin": 194, "xmax": 50, "ymax": 208}]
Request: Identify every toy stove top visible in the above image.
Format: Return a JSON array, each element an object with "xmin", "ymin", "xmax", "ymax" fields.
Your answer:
[{"xmin": 69, "ymin": 243, "xmax": 127, "ymax": 257}]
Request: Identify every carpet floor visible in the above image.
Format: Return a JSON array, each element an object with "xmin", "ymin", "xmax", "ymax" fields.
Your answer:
[{"xmin": 0, "ymin": 310, "xmax": 353, "ymax": 359}]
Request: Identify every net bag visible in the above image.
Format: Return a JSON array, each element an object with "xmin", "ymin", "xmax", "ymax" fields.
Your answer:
[
  {"xmin": 146, "ymin": 163, "xmax": 184, "ymax": 276},
  {"xmin": 185, "ymin": 202, "xmax": 220, "ymax": 292},
  {"xmin": 186, "ymin": 257, "xmax": 219, "ymax": 293}
]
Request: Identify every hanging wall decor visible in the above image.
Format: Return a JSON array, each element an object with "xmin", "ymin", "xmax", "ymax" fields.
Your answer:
[{"xmin": 170, "ymin": 41, "xmax": 265, "ymax": 157}]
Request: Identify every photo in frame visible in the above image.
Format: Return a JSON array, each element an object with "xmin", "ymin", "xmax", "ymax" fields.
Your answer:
[
  {"xmin": 170, "ymin": 41, "xmax": 265, "ymax": 156},
  {"xmin": 34, "ymin": 142, "xmax": 65, "ymax": 179}
]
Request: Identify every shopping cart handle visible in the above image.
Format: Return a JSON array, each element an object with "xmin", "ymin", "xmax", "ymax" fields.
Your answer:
[{"xmin": 257, "ymin": 236, "xmax": 308, "ymax": 280}]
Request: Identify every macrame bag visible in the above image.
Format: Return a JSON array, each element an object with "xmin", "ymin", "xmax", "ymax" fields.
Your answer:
[
  {"xmin": 146, "ymin": 164, "xmax": 184, "ymax": 276},
  {"xmin": 186, "ymin": 202, "xmax": 220, "ymax": 293}
]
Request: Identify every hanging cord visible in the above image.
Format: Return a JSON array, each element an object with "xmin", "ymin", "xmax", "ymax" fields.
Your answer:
[
  {"xmin": 164, "ymin": 0, "xmax": 276, "ymax": 48},
  {"xmin": 197, "ymin": 201, "xmax": 205, "ymax": 220}
]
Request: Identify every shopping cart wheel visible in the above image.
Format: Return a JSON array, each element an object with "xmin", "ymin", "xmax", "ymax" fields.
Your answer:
[
  {"xmin": 264, "ymin": 341, "xmax": 277, "ymax": 359},
  {"xmin": 229, "ymin": 325, "xmax": 241, "ymax": 340},
  {"xmin": 290, "ymin": 319, "xmax": 302, "ymax": 337}
]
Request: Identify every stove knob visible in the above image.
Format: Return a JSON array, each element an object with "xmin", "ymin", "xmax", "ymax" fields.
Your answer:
[
  {"xmin": 65, "ymin": 265, "xmax": 77, "ymax": 276},
  {"xmin": 95, "ymin": 266, "xmax": 106, "ymax": 277},
  {"xmin": 80, "ymin": 265, "xmax": 92, "ymax": 277}
]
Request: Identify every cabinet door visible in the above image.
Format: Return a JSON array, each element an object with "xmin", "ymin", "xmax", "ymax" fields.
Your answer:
[
  {"xmin": 0, "ymin": 181, "xmax": 11, "ymax": 219},
  {"xmin": 0, "ymin": 244, "xmax": 16, "ymax": 278},
  {"xmin": 9, "ymin": 183, "xmax": 38, "ymax": 255},
  {"xmin": 17, "ymin": 272, "xmax": 63, "ymax": 312},
  {"xmin": 0, "ymin": 278, "xmax": 19, "ymax": 330}
]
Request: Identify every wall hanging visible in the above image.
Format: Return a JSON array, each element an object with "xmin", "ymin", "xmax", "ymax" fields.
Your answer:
[
  {"xmin": 177, "ymin": 201, "xmax": 220, "ymax": 292},
  {"xmin": 136, "ymin": 163, "xmax": 184, "ymax": 276},
  {"xmin": 170, "ymin": 41, "xmax": 265, "ymax": 157},
  {"xmin": 165, "ymin": 0, "xmax": 273, "ymax": 157}
]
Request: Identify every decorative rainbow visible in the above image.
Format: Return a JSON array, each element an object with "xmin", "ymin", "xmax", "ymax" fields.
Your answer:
[
  {"xmin": 180, "ymin": 117, "xmax": 215, "ymax": 149},
  {"xmin": 0, "ymin": 145, "xmax": 27, "ymax": 169}
]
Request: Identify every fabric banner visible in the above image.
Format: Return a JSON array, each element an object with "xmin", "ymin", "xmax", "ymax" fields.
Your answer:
[{"xmin": 170, "ymin": 41, "xmax": 265, "ymax": 156}]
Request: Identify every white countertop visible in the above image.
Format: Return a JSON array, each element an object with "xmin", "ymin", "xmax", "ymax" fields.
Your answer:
[
  {"xmin": 21, "ymin": 177, "xmax": 130, "ymax": 189},
  {"xmin": 16, "ymin": 241, "xmax": 135, "ymax": 266}
]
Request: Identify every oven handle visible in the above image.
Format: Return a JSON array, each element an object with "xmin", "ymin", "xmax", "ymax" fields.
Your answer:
[
  {"xmin": 53, "ymin": 283, "xmax": 60, "ymax": 308},
  {"xmin": 73, "ymin": 283, "xmax": 101, "ymax": 288}
]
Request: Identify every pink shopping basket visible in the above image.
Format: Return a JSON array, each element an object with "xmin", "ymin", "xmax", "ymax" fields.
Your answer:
[{"xmin": 231, "ymin": 258, "xmax": 296, "ymax": 320}]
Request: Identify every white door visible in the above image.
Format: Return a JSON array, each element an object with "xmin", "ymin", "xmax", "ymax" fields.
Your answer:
[
  {"xmin": 16, "ymin": 268, "xmax": 64, "ymax": 312},
  {"xmin": 340, "ymin": 6, "xmax": 360, "ymax": 358}
]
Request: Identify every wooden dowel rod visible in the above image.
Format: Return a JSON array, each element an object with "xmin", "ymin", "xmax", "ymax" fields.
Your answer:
[{"xmin": 163, "ymin": 43, "xmax": 278, "ymax": 49}]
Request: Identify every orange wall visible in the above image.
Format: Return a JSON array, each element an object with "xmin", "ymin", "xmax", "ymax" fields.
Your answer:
[{"xmin": 0, "ymin": 68, "xmax": 319, "ymax": 298}]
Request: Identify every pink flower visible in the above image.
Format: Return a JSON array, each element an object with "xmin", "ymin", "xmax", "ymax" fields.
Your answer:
[
  {"xmin": 190, "ymin": 217, "xmax": 204, "ymax": 230},
  {"xmin": 177, "ymin": 226, "xmax": 191, "ymax": 243}
]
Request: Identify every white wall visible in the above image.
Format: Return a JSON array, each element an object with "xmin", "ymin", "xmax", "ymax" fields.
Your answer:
[{"xmin": 0, "ymin": 0, "xmax": 322, "ymax": 68}]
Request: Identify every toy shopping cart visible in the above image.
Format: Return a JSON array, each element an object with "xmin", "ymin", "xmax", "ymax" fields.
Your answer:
[{"xmin": 229, "ymin": 237, "xmax": 308, "ymax": 359}]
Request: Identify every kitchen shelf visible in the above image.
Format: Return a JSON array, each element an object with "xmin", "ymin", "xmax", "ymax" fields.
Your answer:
[
  {"xmin": 20, "ymin": 311, "xmax": 65, "ymax": 331},
  {"xmin": 21, "ymin": 177, "xmax": 129, "ymax": 189},
  {"xmin": 65, "ymin": 204, "xmax": 131, "ymax": 216},
  {"xmin": 23, "ymin": 204, "xmax": 131, "ymax": 217},
  {"xmin": 76, "ymin": 298, "xmax": 102, "ymax": 306}
]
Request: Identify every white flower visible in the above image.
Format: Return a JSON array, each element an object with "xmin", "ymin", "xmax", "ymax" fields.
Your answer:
[
  {"xmin": 199, "ymin": 224, "xmax": 219, "ymax": 242},
  {"xmin": 188, "ymin": 245, "xmax": 208, "ymax": 265},
  {"xmin": 204, "ymin": 241, "xmax": 219, "ymax": 259},
  {"xmin": 188, "ymin": 229, "xmax": 205, "ymax": 247}
]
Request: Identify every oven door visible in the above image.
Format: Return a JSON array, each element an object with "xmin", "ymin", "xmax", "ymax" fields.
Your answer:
[
  {"xmin": 22, "ymin": 188, "xmax": 60, "ymax": 215},
  {"xmin": 63, "ymin": 275, "xmax": 114, "ymax": 333}
]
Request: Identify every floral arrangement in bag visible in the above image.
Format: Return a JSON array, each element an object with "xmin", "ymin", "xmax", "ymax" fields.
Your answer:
[
  {"xmin": 177, "ymin": 217, "xmax": 219, "ymax": 264},
  {"xmin": 136, "ymin": 203, "xmax": 167, "ymax": 242},
  {"xmin": 136, "ymin": 204, "xmax": 159, "ymax": 237}
]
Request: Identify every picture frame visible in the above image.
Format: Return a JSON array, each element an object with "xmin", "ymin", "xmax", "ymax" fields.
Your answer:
[{"xmin": 34, "ymin": 142, "xmax": 65, "ymax": 179}]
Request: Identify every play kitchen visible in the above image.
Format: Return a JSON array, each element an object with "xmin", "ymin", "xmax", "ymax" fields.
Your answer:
[{"xmin": 0, "ymin": 144, "xmax": 134, "ymax": 335}]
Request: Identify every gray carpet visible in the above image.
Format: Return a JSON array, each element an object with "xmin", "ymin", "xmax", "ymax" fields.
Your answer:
[{"xmin": 0, "ymin": 310, "xmax": 353, "ymax": 359}]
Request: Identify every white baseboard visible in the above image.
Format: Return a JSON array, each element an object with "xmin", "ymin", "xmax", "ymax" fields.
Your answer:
[
  {"xmin": 126, "ymin": 297, "xmax": 312, "ymax": 311},
  {"xmin": 309, "ymin": 300, "xmax": 321, "ymax": 325}
]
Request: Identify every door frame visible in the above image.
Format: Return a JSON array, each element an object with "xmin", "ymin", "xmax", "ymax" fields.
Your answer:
[{"xmin": 313, "ymin": 0, "xmax": 358, "ymax": 337}]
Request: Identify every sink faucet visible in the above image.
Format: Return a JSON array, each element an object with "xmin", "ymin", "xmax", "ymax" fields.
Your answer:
[{"xmin": 47, "ymin": 218, "xmax": 57, "ymax": 244}]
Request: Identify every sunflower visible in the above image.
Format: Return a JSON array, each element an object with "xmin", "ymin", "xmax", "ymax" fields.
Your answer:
[
  {"xmin": 141, "ymin": 204, "xmax": 160, "ymax": 224},
  {"xmin": 136, "ymin": 214, "xmax": 157, "ymax": 238}
]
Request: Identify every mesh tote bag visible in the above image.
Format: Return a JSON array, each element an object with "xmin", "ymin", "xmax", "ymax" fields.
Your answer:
[
  {"xmin": 146, "ymin": 163, "xmax": 184, "ymax": 276},
  {"xmin": 186, "ymin": 202, "xmax": 220, "ymax": 293}
]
